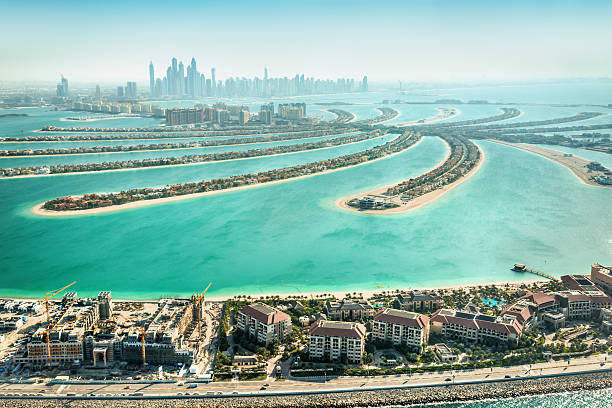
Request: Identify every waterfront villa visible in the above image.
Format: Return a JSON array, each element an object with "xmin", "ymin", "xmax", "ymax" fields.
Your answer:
[
  {"xmin": 372, "ymin": 308, "xmax": 429, "ymax": 352},
  {"xmin": 396, "ymin": 291, "xmax": 443, "ymax": 312},
  {"xmin": 325, "ymin": 298, "xmax": 374, "ymax": 321},
  {"xmin": 308, "ymin": 320, "xmax": 366, "ymax": 364},
  {"xmin": 236, "ymin": 303, "xmax": 292, "ymax": 346}
]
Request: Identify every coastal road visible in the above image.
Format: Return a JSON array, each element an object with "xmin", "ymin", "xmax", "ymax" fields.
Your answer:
[{"xmin": 0, "ymin": 354, "xmax": 609, "ymax": 398}]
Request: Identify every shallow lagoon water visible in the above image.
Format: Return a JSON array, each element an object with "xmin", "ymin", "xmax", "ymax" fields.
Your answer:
[{"xmin": 0, "ymin": 81, "xmax": 611, "ymax": 299}]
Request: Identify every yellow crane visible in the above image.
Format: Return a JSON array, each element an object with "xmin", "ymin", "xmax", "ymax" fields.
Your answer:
[
  {"xmin": 195, "ymin": 282, "xmax": 212, "ymax": 340},
  {"xmin": 42, "ymin": 312, "xmax": 88, "ymax": 368},
  {"xmin": 39, "ymin": 281, "xmax": 76, "ymax": 368},
  {"xmin": 137, "ymin": 326, "xmax": 147, "ymax": 371}
]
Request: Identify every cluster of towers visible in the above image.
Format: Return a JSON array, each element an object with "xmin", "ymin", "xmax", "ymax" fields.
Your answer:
[{"xmin": 148, "ymin": 58, "xmax": 368, "ymax": 98}]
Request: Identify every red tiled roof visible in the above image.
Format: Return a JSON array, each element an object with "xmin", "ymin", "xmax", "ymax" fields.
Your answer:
[
  {"xmin": 520, "ymin": 292, "xmax": 556, "ymax": 307},
  {"xmin": 374, "ymin": 308, "xmax": 429, "ymax": 329},
  {"xmin": 240, "ymin": 303, "xmax": 290, "ymax": 325}
]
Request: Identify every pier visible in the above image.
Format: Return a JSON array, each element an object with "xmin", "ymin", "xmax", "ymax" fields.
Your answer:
[{"xmin": 512, "ymin": 264, "xmax": 559, "ymax": 281}]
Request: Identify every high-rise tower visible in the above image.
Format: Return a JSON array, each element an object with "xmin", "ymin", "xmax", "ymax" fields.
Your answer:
[
  {"xmin": 149, "ymin": 61, "xmax": 155, "ymax": 95},
  {"xmin": 211, "ymin": 67, "xmax": 216, "ymax": 97}
]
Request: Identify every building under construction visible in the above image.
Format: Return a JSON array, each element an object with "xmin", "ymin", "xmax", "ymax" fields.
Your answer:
[{"xmin": 14, "ymin": 292, "xmax": 196, "ymax": 369}]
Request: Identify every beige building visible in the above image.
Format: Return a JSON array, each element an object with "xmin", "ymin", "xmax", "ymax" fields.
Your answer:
[
  {"xmin": 308, "ymin": 320, "xmax": 365, "ymax": 364},
  {"xmin": 237, "ymin": 303, "xmax": 292, "ymax": 346},
  {"xmin": 430, "ymin": 309, "xmax": 523, "ymax": 345},
  {"xmin": 325, "ymin": 299, "xmax": 374, "ymax": 321},
  {"xmin": 591, "ymin": 264, "xmax": 612, "ymax": 296},
  {"xmin": 372, "ymin": 308, "xmax": 429, "ymax": 352}
]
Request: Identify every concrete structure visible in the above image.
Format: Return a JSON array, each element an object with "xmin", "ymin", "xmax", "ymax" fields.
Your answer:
[
  {"xmin": 542, "ymin": 312, "xmax": 566, "ymax": 330},
  {"xmin": 434, "ymin": 343, "xmax": 457, "ymax": 363},
  {"xmin": 237, "ymin": 303, "xmax": 292, "ymax": 346},
  {"xmin": 98, "ymin": 291, "xmax": 113, "ymax": 320},
  {"xmin": 372, "ymin": 308, "xmax": 429, "ymax": 352},
  {"xmin": 308, "ymin": 320, "xmax": 365, "ymax": 364},
  {"xmin": 326, "ymin": 298, "xmax": 374, "ymax": 321},
  {"xmin": 430, "ymin": 309, "xmax": 523, "ymax": 345}
]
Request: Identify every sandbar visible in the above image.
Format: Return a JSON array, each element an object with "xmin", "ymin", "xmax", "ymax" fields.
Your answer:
[
  {"xmin": 336, "ymin": 142, "xmax": 485, "ymax": 215},
  {"xmin": 398, "ymin": 108, "xmax": 460, "ymax": 127}
]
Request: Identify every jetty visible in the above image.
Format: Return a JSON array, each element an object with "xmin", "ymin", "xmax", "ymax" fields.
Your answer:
[{"xmin": 512, "ymin": 264, "xmax": 559, "ymax": 281}]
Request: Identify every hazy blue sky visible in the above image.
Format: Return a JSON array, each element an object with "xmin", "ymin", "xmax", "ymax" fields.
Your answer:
[{"xmin": 2, "ymin": 0, "xmax": 612, "ymax": 83}]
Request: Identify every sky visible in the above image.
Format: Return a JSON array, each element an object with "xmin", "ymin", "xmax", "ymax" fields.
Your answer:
[{"xmin": 2, "ymin": 0, "xmax": 612, "ymax": 84}]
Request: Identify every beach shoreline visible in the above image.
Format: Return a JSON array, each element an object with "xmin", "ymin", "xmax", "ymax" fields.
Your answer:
[
  {"xmin": 0, "ymin": 278, "xmax": 548, "ymax": 302},
  {"xmin": 489, "ymin": 140, "xmax": 611, "ymax": 188},
  {"xmin": 30, "ymin": 134, "xmax": 422, "ymax": 217},
  {"xmin": 398, "ymin": 107, "xmax": 460, "ymax": 126},
  {"xmin": 1, "ymin": 132, "xmax": 380, "ymax": 180},
  {"xmin": 335, "ymin": 142, "xmax": 484, "ymax": 215}
]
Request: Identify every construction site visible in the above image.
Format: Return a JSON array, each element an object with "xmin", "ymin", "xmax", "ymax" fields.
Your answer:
[{"xmin": 1, "ymin": 282, "xmax": 221, "ymax": 381}]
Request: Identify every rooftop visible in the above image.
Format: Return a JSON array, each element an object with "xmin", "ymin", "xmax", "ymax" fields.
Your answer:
[{"xmin": 309, "ymin": 320, "xmax": 366, "ymax": 339}]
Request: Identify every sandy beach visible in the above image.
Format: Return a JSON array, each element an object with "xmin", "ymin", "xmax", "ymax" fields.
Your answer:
[
  {"xmin": 0, "ymin": 131, "xmax": 357, "ymax": 159},
  {"xmin": 336, "ymin": 141, "xmax": 484, "ymax": 215},
  {"xmin": 59, "ymin": 115, "xmax": 145, "ymax": 122},
  {"xmin": 30, "ymin": 135, "xmax": 422, "ymax": 217},
  {"xmin": 203, "ymin": 277, "xmax": 546, "ymax": 302},
  {"xmin": 398, "ymin": 107, "xmax": 460, "ymax": 127},
  {"xmin": 489, "ymin": 140, "xmax": 611, "ymax": 188},
  {"xmin": 3, "ymin": 133, "xmax": 386, "ymax": 180},
  {"xmin": 1, "ymin": 277, "xmax": 547, "ymax": 303}
]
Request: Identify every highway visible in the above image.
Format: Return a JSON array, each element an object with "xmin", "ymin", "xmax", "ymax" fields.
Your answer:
[{"xmin": 0, "ymin": 354, "xmax": 609, "ymax": 399}]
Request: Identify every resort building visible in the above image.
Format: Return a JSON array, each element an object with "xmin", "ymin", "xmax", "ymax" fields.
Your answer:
[
  {"xmin": 372, "ymin": 308, "xmax": 429, "ymax": 352},
  {"xmin": 308, "ymin": 320, "xmax": 366, "ymax": 364},
  {"xmin": 396, "ymin": 291, "xmax": 443, "ymax": 312},
  {"xmin": 553, "ymin": 290, "xmax": 612, "ymax": 320},
  {"xmin": 237, "ymin": 303, "xmax": 292, "ymax": 346},
  {"xmin": 590, "ymin": 264, "xmax": 612, "ymax": 296},
  {"xmin": 325, "ymin": 298, "xmax": 374, "ymax": 321},
  {"xmin": 499, "ymin": 292, "xmax": 558, "ymax": 329},
  {"xmin": 430, "ymin": 309, "xmax": 523, "ymax": 345}
]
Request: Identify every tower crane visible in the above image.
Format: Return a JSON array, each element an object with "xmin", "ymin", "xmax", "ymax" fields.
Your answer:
[
  {"xmin": 42, "ymin": 311, "xmax": 88, "ymax": 368},
  {"xmin": 39, "ymin": 281, "xmax": 76, "ymax": 368},
  {"xmin": 137, "ymin": 326, "xmax": 147, "ymax": 371},
  {"xmin": 194, "ymin": 283, "xmax": 212, "ymax": 340}
]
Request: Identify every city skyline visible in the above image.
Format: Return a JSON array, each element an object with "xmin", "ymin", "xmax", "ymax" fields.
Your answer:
[
  {"xmin": 149, "ymin": 57, "xmax": 368, "ymax": 97},
  {"xmin": 2, "ymin": 0, "xmax": 612, "ymax": 83}
]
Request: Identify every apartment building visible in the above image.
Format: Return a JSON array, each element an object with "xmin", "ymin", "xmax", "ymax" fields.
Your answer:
[
  {"xmin": 309, "ymin": 320, "xmax": 366, "ymax": 364},
  {"xmin": 325, "ymin": 298, "xmax": 374, "ymax": 321},
  {"xmin": 372, "ymin": 308, "xmax": 429, "ymax": 352},
  {"xmin": 237, "ymin": 303, "xmax": 292, "ymax": 346}
]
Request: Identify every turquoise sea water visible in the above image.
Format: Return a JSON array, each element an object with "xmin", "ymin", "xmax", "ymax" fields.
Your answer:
[
  {"xmin": 0, "ymin": 80, "xmax": 611, "ymax": 299},
  {"xmin": 376, "ymin": 388, "xmax": 612, "ymax": 408}
]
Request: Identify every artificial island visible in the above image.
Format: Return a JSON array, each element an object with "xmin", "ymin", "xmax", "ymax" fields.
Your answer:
[{"xmin": 2, "ymin": 101, "xmax": 607, "ymax": 216}]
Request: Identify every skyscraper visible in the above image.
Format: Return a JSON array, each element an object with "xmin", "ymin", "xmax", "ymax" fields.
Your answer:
[
  {"xmin": 178, "ymin": 62, "xmax": 185, "ymax": 95},
  {"xmin": 95, "ymin": 85, "xmax": 101, "ymax": 102},
  {"xmin": 126, "ymin": 81, "xmax": 137, "ymax": 98},
  {"xmin": 361, "ymin": 76, "xmax": 368, "ymax": 92},
  {"xmin": 211, "ymin": 68, "xmax": 216, "ymax": 97},
  {"xmin": 149, "ymin": 61, "xmax": 155, "ymax": 95}
]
